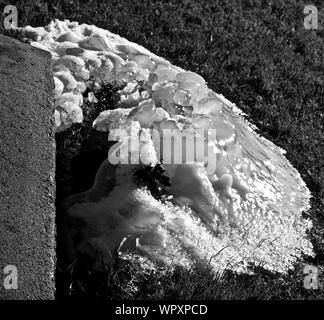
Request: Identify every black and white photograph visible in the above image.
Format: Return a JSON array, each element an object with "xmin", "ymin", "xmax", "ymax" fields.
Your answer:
[{"xmin": 0, "ymin": 0, "xmax": 323, "ymax": 308}]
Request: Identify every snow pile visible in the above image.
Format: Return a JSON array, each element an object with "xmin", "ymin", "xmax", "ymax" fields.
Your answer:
[{"xmin": 21, "ymin": 20, "xmax": 313, "ymax": 273}]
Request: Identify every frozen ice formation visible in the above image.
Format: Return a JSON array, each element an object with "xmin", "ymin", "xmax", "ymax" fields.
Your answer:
[{"xmin": 21, "ymin": 20, "xmax": 313, "ymax": 273}]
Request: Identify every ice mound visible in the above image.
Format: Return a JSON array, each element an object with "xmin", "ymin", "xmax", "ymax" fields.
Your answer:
[{"xmin": 21, "ymin": 20, "xmax": 313, "ymax": 273}]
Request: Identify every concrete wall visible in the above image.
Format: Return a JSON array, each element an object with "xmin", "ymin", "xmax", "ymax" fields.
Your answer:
[{"xmin": 0, "ymin": 35, "xmax": 56, "ymax": 299}]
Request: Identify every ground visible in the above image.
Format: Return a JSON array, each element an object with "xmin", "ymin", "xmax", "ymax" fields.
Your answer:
[{"xmin": 0, "ymin": 0, "xmax": 323, "ymax": 299}]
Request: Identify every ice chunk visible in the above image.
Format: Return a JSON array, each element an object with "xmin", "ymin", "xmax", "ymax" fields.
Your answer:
[
  {"xmin": 54, "ymin": 71, "xmax": 77, "ymax": 90},
  {"xmin": 128, "ymin": 99, "xmax": 156, "ymax": 127},
  {"xmin": 132, "ymin": 54, "xmax": 156, "ymax": 71},
  {"xmin": 53, "ymin": 76, "xmax": 64, "ymax": 98},
  {"xmin": 152, "ymin": 83, "xmax": 177, "ymax": 110},
  {"xmin": 93, "ymin": 108, "xmax": 134, "ymax": 132},
  {"xmin": 104, "ymin": 52, "xmax": 125, "ymax": 71},
  {"xmin": 66, "ymin": 46, "xmax": 86, "ymax": 56},
  {"xmin": 52, "ymin": 55, "xmax": 86, "ymax": 72},
  {"xmin": 154, "ymin": 108, "xmax": 170, "ymax": 122},
  {"xmin": 57, "ymin": 92, "xmax": 82, "ymax": 107},
  {"xmin": 173, "ymin": 89, "xmax": 191, "ymax": 106},
  {"xmin": 54, "ymin": 42, "xmax": 80, "ymax": 56},
  {"xmin": 116, "ymin": 44, "xmax": 143, "ymax": 55},
  {"xmin": 176, "ymin": 71, "xmax": 206, "ymax": 86},
  {"xmin": 178, "ymin": 81, "xmax": 209, "ymax": 104},
  {"xmin": 79, "ymin": 34, "xmax": 111, "ymax": 51},
  {"xmin": 194, "ymin": 97, "xmax": 223, "ymax": 115},
  {"xmin": 57, "ymin": 30, "xmax": 81, "ymax": 43},
  {"xmin": 59, "ymin": 102, "xmax": 83, "ymax": 124},
  {"xmin": 154, "ymin": 66, "xmax": 179, "ymax": 83},
  {"xmin": 54, "ymin": 109, "xmax": 62, "ymax": 127}
]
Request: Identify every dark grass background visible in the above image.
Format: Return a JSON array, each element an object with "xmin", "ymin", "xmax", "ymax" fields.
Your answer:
[{"xmin": 0, "ymin": 0, "xmax": 323, "ymax": 299}]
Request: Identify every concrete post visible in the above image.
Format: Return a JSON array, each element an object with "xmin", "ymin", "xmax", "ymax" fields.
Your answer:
[{"xmin": 0, "ymin": 35, "xmax": 56, "ymax": 299}]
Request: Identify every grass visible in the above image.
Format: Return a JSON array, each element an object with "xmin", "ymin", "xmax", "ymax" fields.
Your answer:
[{"xmin": 0, "ymin": 0, "xmax": 323, "ymax": 299}]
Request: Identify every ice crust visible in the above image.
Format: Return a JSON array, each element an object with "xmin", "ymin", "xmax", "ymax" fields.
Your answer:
[{"xmin": 21, "ymin": 20, "xmax": 313, "ymax": 273}]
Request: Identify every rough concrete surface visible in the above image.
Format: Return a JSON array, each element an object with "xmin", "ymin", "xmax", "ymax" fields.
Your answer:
[{"xmin": 0, "ymin": 35, "xmax": 56, "ymax": 299}]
